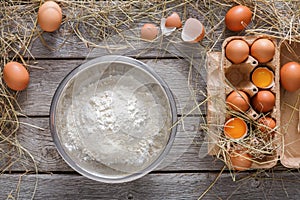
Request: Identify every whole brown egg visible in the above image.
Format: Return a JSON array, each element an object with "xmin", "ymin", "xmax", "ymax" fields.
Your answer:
[
  {"xmin": 225, "ymin": 39, "xmax": 249, "ymax": 64},
  {"xmin": 225, "ymin": 5, "xmax": 252, "ymax": 32},
  {"xmin": 226, "ymin": 90, "xmax": 250, "ymax": 112},
  {"xmin": 280, "ymin": 61, "xmax": 300, "ymax": 92},
  {"xmin": 38, "ymin": 1, "xmax": 62, "ymax": 32},
  {"xmin": 229, "ymin": 148, "xmax": 252, "ymax": 171},
  {"xmin": 3, "ymin": 61, "xmax": 30, "ymax": 91},
  {"xmin": 251, "ymin": 38, "xmax": 275, "ymax": 63},
  {"xmin": 251, "ymin": 90, "xmax": 275, "ymax": 113}
]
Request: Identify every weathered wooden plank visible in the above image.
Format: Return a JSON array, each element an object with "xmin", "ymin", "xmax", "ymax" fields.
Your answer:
[
  {"xmin": 18, "ymin": 58, "xmax": 207, "ymax": 116},
  {"xmin": 1, "ymin": 172, "xmax": 300, "ymax": 200},
  {"xmin": 15, "ymin": 116, "xmax": 224, "ymax": 172}
]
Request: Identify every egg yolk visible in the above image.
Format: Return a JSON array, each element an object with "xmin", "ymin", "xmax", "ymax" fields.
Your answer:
[
  {"xmin": 252, "ymin": 68, "xmax": 274, "ymax": 88},
  {"xmin": 224, "ymin": 118, "xmax": 247, "ymax": 139}
]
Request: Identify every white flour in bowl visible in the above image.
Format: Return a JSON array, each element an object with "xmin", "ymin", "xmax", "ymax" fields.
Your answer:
[{"xmin": 57, "ymin": 73, "xmax": 171, "ymax": 174}]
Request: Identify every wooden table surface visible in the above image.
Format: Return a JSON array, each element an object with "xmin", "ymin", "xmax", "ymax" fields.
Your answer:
[{"xmin": 2, "ymin": 1, "xmax": 300, "ymax": 200}]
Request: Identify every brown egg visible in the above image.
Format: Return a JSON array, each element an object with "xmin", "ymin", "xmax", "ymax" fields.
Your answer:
[
  {"xmin": 252, "ymin": 90, "xmax": 275, "ymax": 113},
  {"xmin": 258, "ymin": 117, "xmax": 276, "ymax": 133},
  {"xmin": 225, "ymin": 39, "xmax": 249, "ymax": 64},
  {"xmin": 229, "ymin": 149, "xmax": 252, "ymax": 171},
  {"xmin": 141, "ymin": 23, "xmax": 159, "ymax": 40},
  {"xmin": 3, "ymin": 61, "xmax": 30, "ymax": 91},
  {"xmin": 280, "ymin": 61, "xmax": 300, "ymax": 92},
  {"xmin": 38, "ymin": 1, "xmax": 62, "ymax": 32},
  {"xmin": 225, "ymin": 5, "xmax": 252, "ymax": 32},
  {"xmin": 165, "ymin": 12, "xmax": 182, "ymax": 28},
  {"xmin": 226, "ymin": 90, "xmax": 250, "ymax": 112},
  {"xmin": 181, "ymin": 18, "xmax": 205, "ymax": 43},
  {"xmin": 251, "ymin": 39, "xmax": 275, "ymax": 63}
]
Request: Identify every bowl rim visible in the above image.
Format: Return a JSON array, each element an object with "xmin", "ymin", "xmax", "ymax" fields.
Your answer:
[{"xmin": 49, "ymin": 55, "xmax": 178, "ymax": 183}]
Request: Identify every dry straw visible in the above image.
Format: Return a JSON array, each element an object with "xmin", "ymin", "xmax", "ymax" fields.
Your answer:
[{"xmin": 0, "ymin": 0, "xmax": 299, "ymax": 199}]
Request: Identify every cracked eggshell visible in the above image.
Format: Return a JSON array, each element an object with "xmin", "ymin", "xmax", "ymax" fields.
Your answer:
[
  {"xmin": 165, "ymin": 12, "xmax": 182, "ymax": 28},
  {"xmin": 160, "ymin": 18, "xmax": 176, "ymax": 36},
  {"xmin": 181, "ymin": 18, "xmax": 205, "ymax": 43},
  {"xmin": 140, "ymin": 23, "xmax": 159, "ymax": 40}
]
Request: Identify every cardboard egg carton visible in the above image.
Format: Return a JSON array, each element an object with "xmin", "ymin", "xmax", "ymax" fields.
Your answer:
[
  {"xmin": 222, "ymin": 36, "xmax": 280, "ymax": 122},
  {"xmin": 207, "ymin": 35, "xmax": 284, "ymax": 169}
]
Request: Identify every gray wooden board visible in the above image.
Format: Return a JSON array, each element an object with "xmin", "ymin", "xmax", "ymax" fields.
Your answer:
[
  {"xmin": 13, "ymin": 116, "xmax": 288, "ymax": 172},
  {"xmin": 1, "ymin": 172, "xmax": 300, "ymax": 200},
  {"xmin": 18, "ymin": 58, "xmax": 207, "ymax": 116},
  {"xmin": 14, "ymin": 116, "xmax": 225, "ymax": 172}
]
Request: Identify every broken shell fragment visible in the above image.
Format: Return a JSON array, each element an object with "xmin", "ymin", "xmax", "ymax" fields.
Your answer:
[
  {"xmin": 181, "ymin": 18, "xmax": 205, "ymax": 43},
  {"xmin": 141, "ymin": 23, "xmax": 159, "ymax": 40},
  {"xmin": 161, "ymin": 18, "xmax": 176, "ymax": 36},
  {"xmin": 165, "ymin": 12, "xmax": 182, "ymax": 28}
]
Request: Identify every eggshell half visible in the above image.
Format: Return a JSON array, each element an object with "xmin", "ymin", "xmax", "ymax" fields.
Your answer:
[
  {"xmin": 161, "ymin": 18, "xmax": 176, "ymax": 36},
  {"xmin": 141, "ymin": 23, "xmax": 159, "ymax": 40},
  {"xmin": 181, "ymin": 18, "xmax": 205, "ymax": 43},
  {"xmin": 165, "ymin": 12, "xmax": 182, "ymax": 28}
]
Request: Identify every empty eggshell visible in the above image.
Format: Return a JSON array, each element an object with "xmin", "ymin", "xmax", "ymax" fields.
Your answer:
[
  {"xmin": 161, "ymin": 18, "xmax": 176, "ymax": 36},
  {"xmin": 280, "ymin": 61, "xmax": 300, "ymax": 92},
  {"xmin": 251, "ymin": 38, "xmax": 275, "ymax": 63},
  {"xmin": 38, "ymin": 1, "xmax": 62, "ymax": 32},
  {"xmin": 165, "ymin": 12, "xmax": 182, "ymax": 28},
  {"xmin": 141, "ymin": 23, "xmax": 159, "ymax": 40},
  {"xmin": 3, "ymin": 61, "xmax": 30, "ymax": 91},
  {"xmin": 225, "ymin": 5, "xmax": 252, "ymax": 32},
  {"xmin": 181, "ymin": 18, "xmax": 205, "ymax": 43},
  {"xmin": 225, "ymin": 39, "xmax": 249, "ymax": 64}
]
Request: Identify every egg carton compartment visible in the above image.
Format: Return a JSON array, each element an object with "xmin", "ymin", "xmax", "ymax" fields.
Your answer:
[
  {"xmin": 280, "ymin": 41, "xmax": 300, "ymax": 168},
  {"xmin": 207, "ymin": 35, "xmax": 281, "ymax": 170},
  {"xmin": 222, "ymin": 36, "xmax": 279, "ymax": 121}
]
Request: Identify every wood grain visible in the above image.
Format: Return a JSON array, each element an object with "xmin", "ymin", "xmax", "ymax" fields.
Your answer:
[
  {"xmin": 1, "ymin": 172, "xmax": 300, "ymax": 200},
  {"xmin": 18, "ymin": 58, "xmax": 206, "ymax": 116},
  {"xmin": 15, "ymin": 116, "xmax": 225, "ymax": 172}
]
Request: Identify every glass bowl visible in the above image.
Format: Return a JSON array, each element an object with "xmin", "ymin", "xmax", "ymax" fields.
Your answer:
[{"xmin": 50, "ymin": 55, "xmax": 177, "ymax": 183}]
